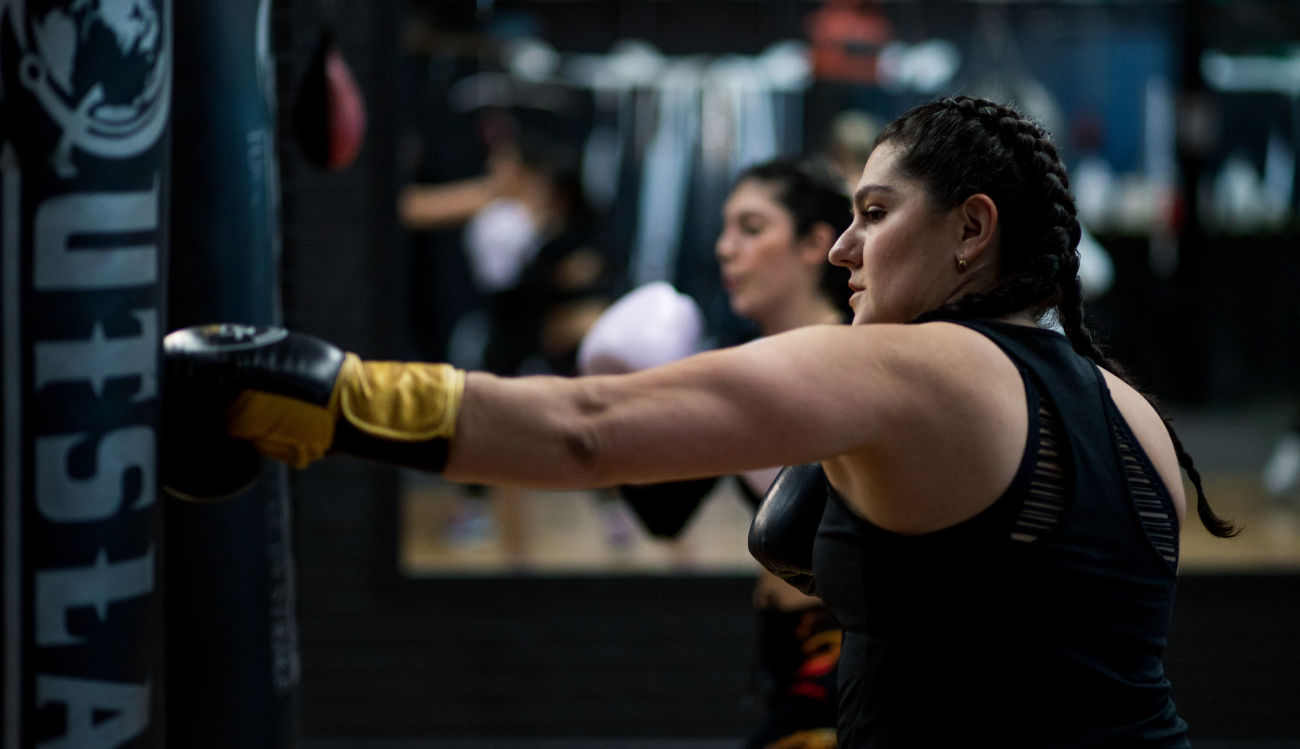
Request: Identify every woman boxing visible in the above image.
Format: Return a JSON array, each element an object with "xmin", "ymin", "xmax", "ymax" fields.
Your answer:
[
  {"xmin": 166, "ymin": 97, "xmax": 1235, "ymax": 747},
  {"xmin": 614, "ymin": 159, "xmax": 853, "ymax": 749}
]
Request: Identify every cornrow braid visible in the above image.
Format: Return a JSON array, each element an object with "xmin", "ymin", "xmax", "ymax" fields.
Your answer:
[{"xmin": 883, "ymin": 96, "xmax": 1237, "ymax": 539}]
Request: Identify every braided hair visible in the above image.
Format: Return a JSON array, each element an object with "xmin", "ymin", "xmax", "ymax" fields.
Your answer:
[{"xmin": 877, "ymin": 96, "xmax": 1237, "ymax": 538}]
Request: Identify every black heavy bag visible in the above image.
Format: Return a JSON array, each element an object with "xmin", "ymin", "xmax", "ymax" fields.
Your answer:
[
  {"xmin": 0, "ymin": 1, "xmax": 171, "ymax": 746},
  {"xmin": 168, "ymin": 0, "xmax": 299, "ymax": 747}
]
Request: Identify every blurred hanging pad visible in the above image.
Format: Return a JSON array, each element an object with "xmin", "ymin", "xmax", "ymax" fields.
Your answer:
[{"xmin": 295, "ymin": 31, "xmax": 367, "ymax": 170}]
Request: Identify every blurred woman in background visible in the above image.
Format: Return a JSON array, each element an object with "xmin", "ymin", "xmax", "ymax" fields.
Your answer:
[
  {"xmin": 403, "ymin": 129, "xmax": 613, "ymax": 561},
  {"xmin": 402, "ymin": 130, "xmax": 612, "ymax": 376},
  {"xmin": 617, "ymin": 159, "xmax": 854, "ymax": 749}
]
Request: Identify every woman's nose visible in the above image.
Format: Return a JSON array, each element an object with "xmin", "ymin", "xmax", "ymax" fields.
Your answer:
[
  {"xmin": 828, "ymin": 231, "xmax": 859, "ymax": 268},
  {"xmin": 715, "ymin": 230, "xmax": 737, "ymax": 260}
]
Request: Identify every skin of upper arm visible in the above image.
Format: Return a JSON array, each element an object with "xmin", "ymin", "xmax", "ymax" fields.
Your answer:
[
  {"xmin": 444, "ymin": 324, "xmax": 927, "ymax": 488},
  {"xmin": 1098, "ymin": 369, "xmax": 1188, "ymax": 527}
]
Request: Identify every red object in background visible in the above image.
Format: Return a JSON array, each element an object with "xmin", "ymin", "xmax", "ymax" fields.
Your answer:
[
  {"xmin": 295, "ymin": 30, "xmax": 367, "ymax": 171},
  {"xmin": 1168, "ymin": 190, "xmax": 1187, "ymax": 235},
  {"xmin": 325, "ymin": 47, "xmax": 366, "ymax": 169},
  {"xmin": 806, "ymin": 0, "xmax": 893, "ymax": 85}
]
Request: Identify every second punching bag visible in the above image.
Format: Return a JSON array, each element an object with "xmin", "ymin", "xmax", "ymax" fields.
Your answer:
[{"xmin": 167, "ymin": 0, "xmax": 299, "ymax": 747}]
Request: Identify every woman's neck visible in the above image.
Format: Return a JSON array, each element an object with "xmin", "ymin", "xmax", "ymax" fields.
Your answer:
[{"xmin": 759, "ymin": 294, "xmax": 842, "ymax": 336}]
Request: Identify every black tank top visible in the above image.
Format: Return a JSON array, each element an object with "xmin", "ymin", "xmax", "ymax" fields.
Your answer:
[{"xmin": 811, "ymin": 319, "xmax": 1190, "ymax": 748}]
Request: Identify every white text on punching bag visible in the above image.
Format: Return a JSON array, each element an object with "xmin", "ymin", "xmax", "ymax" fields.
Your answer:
[
  {"xmin": 36, "ymin": 308, "xmax": 158, "ymax": 401},
  {"xmin": 35, "ymin": 547, "xmax": 155, "ymax": 647},
  {"xmin": 36, "ymin": 427, "xmax": 155, "ymax": 522},
  {"xmin": 34, "ymin": 178, "xmax": 158, "ymax": 290},
  {"xmin": 36, "ymin": 675, "xmax": 150, "ymax": 749}
]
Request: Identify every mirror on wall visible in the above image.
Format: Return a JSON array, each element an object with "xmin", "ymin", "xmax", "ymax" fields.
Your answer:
[{"xmin": 394, "ymin": 0, "xmax": 1300, "ymax": 577}]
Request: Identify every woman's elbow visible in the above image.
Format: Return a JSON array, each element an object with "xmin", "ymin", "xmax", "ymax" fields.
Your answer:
[
  {"xmin": 556, "ymin": 418, "xmax": 606, "ymax": 487},
  {"xmin": 552, "ymin": 384, "xmax": 618, "ymax": 487}
]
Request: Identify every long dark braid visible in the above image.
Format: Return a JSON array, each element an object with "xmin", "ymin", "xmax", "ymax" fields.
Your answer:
[{"xmin": 882, "ymin": 96, "xmax": 1237, "ymax": 538}]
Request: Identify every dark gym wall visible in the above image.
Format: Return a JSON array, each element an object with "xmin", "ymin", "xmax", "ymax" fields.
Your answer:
[{"xmin": 270, "ymin": 0, "xmax": 409, "ymax": 734}]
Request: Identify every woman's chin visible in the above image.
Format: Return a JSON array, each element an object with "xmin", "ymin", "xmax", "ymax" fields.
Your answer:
[
  {"xmin": 849, "ymin": 296, "xmax": 871, "ymax": 325},
  {"xmin": 729, "ymin": 298, "xmax": 758, "ymax": 323}
]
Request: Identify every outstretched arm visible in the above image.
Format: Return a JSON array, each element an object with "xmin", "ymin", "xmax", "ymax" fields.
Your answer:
[
  {"xmin": 445, "ymin": 324, "xmax": 907, "ymax": 488},
  {"xmin": 162, "ymin": 321, "xmax": 971, "ymax": 501}
]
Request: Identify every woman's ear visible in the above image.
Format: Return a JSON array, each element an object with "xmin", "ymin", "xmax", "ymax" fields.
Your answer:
[
  {"xmin": 798, "ymin": 222, "xmax": 838, "ymax": 265},
  {"xmin": 957, "ymin": 193, "xmax": 999, "ymax": 264}
]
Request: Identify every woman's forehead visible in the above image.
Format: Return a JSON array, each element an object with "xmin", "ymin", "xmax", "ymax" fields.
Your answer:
[
  {"xmin": 724, "ymin": 180, "xmax": 784, "ymax": 213},
  {"xmin": 857, "ymin": 142, "xmax": 902, "ymax": 190},
  {"xmin": 855, "ymin": 143, "xmax": 924, "ymax": 205}
]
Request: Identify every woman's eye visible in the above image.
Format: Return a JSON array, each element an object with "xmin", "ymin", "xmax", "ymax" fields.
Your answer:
[
  {"xmin": 863, "ymin": 208, "xmax": 886, "ymax": 223},
  {"xmin": 740, "ymin": 222, "xmax": 763, "ymax": 235}
]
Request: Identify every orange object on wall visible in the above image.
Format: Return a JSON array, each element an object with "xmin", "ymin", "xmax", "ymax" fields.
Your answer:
[{"xmin": 806, "ymin": 0, "xmax": 894, "ymax": 85}]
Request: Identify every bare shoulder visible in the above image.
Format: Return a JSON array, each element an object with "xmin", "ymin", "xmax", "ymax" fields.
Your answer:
[
  {"xmin": 1097, "ymin": 369, "xmax": 1187, "ymax": 526},
  {"xmin": 750, "ymin": 321, "xmax": 1023, "ymax": 402},
  {"xmin": 748, "ymin": 320, "xmax": 1018, "ymax": 380},
  {"xmin": 731, "ymin": 320, "xmax": 1026, "ymax": 440},
  {"xmin": 759, "ymin": 322, "xmax": 1030, "ymax": 533}
]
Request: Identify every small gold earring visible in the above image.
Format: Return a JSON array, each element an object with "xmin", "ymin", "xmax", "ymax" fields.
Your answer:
[{"xmin": 956, "ymin": 257, "xmax": 970, "ymax": 272}]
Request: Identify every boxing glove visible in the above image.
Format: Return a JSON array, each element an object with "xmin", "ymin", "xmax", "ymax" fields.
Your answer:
[
  {"xmin": 162, "ymin": 324, "xmax": 463, "ymax": 501},
  {"xmin": 748, "ymin": 463, "xmax": 829, "ymax": 597},
  {"xmin": 577, "ymin": 281, "xmax": 704, "ymax": 375}
]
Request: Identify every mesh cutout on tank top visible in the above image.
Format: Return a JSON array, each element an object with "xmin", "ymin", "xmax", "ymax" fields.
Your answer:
[
  {"xmin": 1113, "ymin": 418, "xmax": 1180, "ymax": 566},
  {"xmin": 1011, "ymin": 396, "xmax": 1070, "ymax": 544}
]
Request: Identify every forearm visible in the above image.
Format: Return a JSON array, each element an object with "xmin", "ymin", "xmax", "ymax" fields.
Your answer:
[
  {"xmin": 443, "ymin": 342, "xmax": 863, "ymax": 489},
  {"xmin": 443, "ymin": 370, "xmax": 736, "ymax": 488},
  {"xmin": 444, "ymin": 372, "xmax": 605, "ymax": 488}
]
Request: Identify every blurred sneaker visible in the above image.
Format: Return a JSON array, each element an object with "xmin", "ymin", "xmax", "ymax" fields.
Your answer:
[
  {"xmin": 601, "ymin": 497, "xmax": 638, "ymax": 549},
  {"xmin": 444, "ymin": 496, "xmax": 497, "ymax": 548}
]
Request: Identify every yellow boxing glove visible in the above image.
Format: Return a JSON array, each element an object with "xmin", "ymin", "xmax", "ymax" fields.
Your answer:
[
  {"xmin": 225, "ymin": 353, "xmax": 464, "ymax": 468},
  {"xmin": 225, "ymin": 353, "xmax": 465, "ymax": 469},
  {"xmin": 164, "ymin": 324, "xmax": 464, "ymax": 492}
]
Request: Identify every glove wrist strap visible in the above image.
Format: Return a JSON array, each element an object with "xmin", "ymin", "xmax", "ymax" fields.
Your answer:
[
  {"xmin": 330, "ymin": 420, "xmax": 450, "ymax": 472},
  {"xmin": 336, "ymin": 354, "xmax": 465, "ymax": 442}
]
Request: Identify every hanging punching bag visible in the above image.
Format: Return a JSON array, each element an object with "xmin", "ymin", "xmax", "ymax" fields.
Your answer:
[
  {"xmin": 0, "ymin": 1, "xmax": 171, "ymax": 747},
  {"xmin": 294, "ymin": 29, "xmax": 366, "ymax": 171},
  {"xmin": 167, "ymin": 0, "xmax": 299, "ymax": 747}
]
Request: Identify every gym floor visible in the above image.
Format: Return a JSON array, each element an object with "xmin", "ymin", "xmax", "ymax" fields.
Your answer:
[{"xmin": 400, "ymin": 475, "xmax": 757, "ymax": 575}]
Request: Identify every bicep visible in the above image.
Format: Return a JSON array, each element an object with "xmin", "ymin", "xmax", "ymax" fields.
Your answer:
[{"xmin": 584, "ymin": 331, "xmax": 898, "ymax": 481}]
